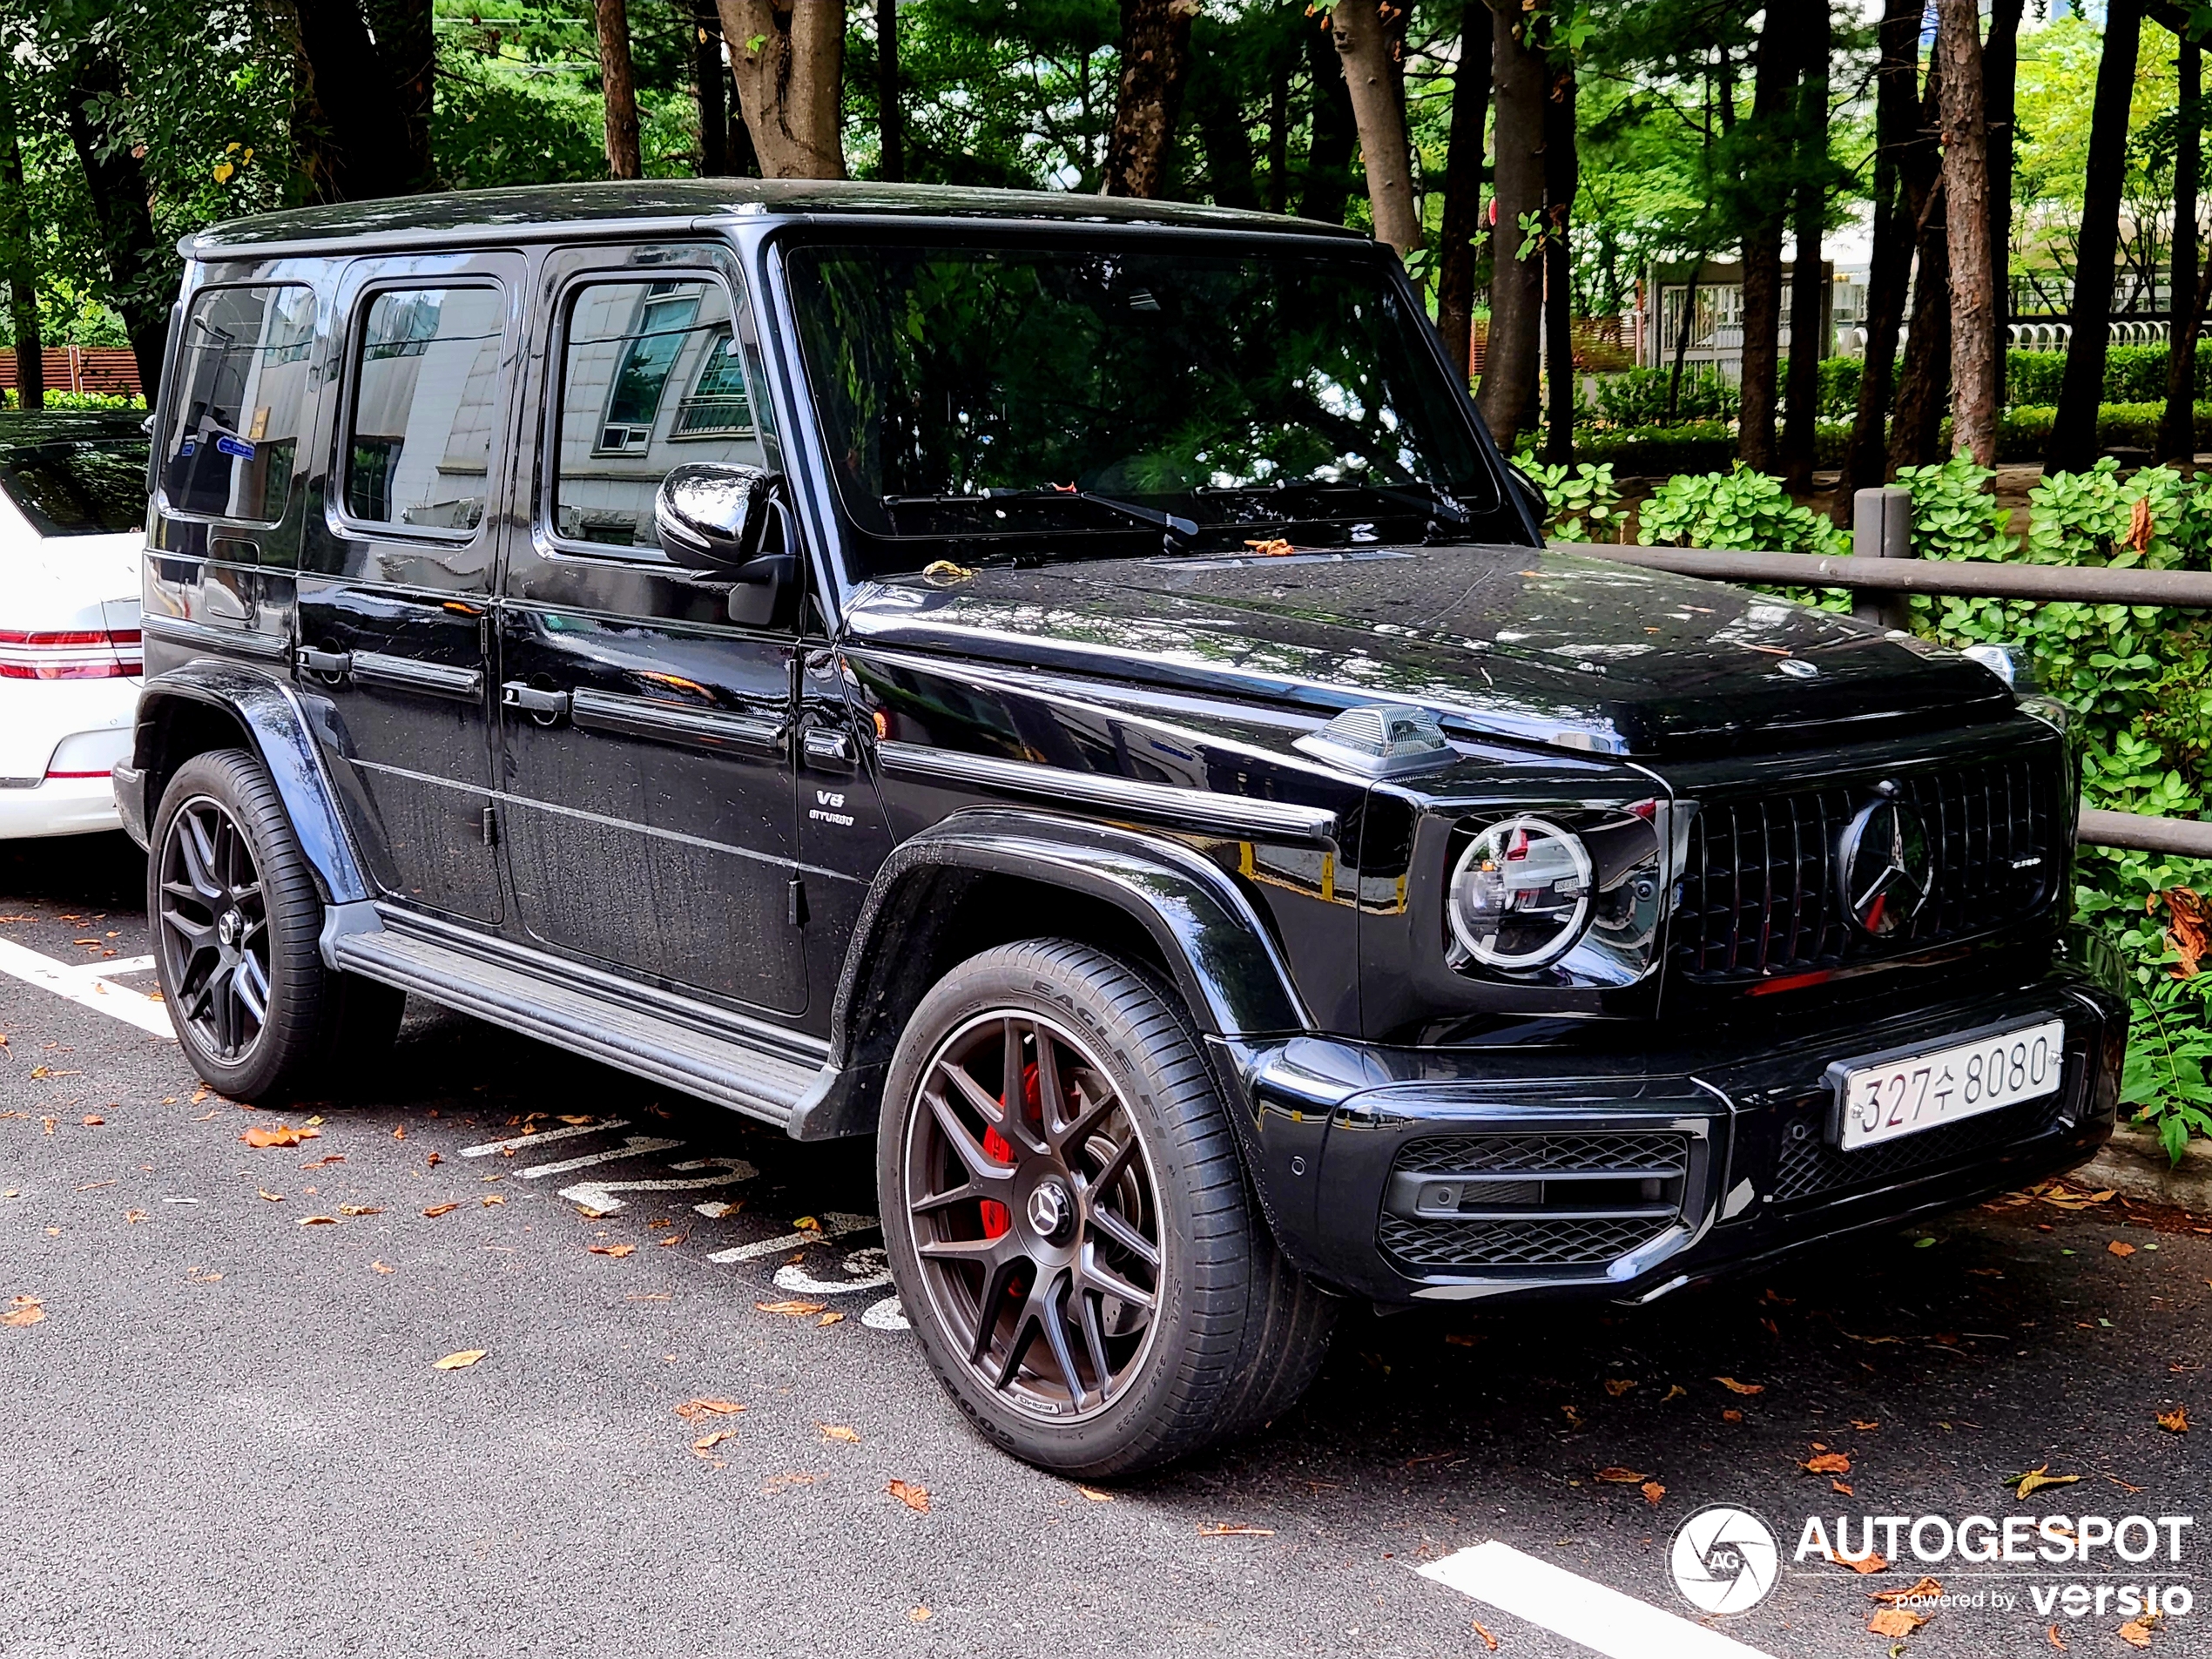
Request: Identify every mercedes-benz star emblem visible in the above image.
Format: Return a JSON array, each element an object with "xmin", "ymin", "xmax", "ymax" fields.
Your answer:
[
  {"xmin": 1838, "ymin": 795, "xmax": 1933, "ymax": 936},
  {"xmin": 1026, "ymin": 1182, "xmax": 1071, "ymax": 1238},
  {"xmin": 1777, "ymin": 658, "xmax": 1818, "ymax": 678},
  {"xmin": 1670, "ymin": 1506, "xmax": 1780, "ymax": 1615}
]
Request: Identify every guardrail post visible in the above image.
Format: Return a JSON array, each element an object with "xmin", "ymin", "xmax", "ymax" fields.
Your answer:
[{"xmin": 1851, "ymin": 486, "xmax": 1914, "ymax": 631}]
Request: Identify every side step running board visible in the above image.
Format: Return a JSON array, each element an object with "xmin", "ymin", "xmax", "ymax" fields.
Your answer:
[{"xmin": 330, "ymin": 925, "xmax": 826, "ymax": 1130}]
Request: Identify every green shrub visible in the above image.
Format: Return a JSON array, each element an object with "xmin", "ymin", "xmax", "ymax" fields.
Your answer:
[
  {"xmin": 2005, "ymin": 345, "xmax": 2212, "ymax": 408},
  {"xmin": 1639, "ymin": 462, "xmax": 1849, "ymax": 556},
  {"xmin": 1569, "ymin": 421, "xmax": 1737, "ymax": 476},
  {"xmin": 1776, "ymin": 355, "xmax": 1861, "ymax": 420},
  {"xmin": 1522, "ymin": 460, "xmax": 1623, "ymax": 542},
  {"xmin": 4, "ymin": 389, "xmax": 145, "ymax": 411},
  {"xmin": 1590, "ymin": 366, "xmax": 1737, "ymax": 427}
]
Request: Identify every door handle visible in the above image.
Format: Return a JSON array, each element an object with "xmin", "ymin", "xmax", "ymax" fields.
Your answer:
[
  {"xmin": 802, "ymin": 727, "xmax": 856, "ymax": 770},
  {"xmin": 501, "ymin": 681, "xmax": 570, "ymax": 725},
  {"xmin": 296, "ymin": 646, "xmax": 353, "ymax": 679}
]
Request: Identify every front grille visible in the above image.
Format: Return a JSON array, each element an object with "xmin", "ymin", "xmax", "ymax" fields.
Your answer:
[
  {"xmin": 1379, "ymin": 1130, "xmax": 1690, "ymax": 1272},
  {"xmin": 1379, "ymin": 1211, "xmax": 1672, "ymax": 1268},
  {"xmin": 1770, "ymin": 1089, "xmax": 2071, "ymax": 1204},
  {"xmin": 1674, "ymin": 752, "xmax": 2060, "ymax": 984}
]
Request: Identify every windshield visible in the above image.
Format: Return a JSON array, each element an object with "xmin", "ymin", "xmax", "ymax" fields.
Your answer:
[
  {"xmin": 0, "ymin": 438, "xmax": 152, "ymax": 538},
  {"xmin": 786, "ymin": 240, "xmax": 1501, "ymax": 576}
]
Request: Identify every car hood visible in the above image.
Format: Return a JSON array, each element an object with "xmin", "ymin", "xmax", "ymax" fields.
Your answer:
[{"xmin": 840, "ymin": 543, "xmax": 2015, "ymax": 759}]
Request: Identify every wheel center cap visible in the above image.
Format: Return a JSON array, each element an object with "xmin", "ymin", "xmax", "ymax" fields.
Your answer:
[
  {"xmin": 217, "ymin": 910, "xmax": 241, "ymax": 948},
  {"xmin": 1026, "ymin": 1179, "xmax": 1073, "ymax": 1240}
]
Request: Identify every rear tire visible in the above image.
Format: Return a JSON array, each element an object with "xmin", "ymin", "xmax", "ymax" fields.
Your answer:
[
  {"xmin": 878, "ymin": 938, "xmax": 1334, "ymax": 1476},
  {"xmin": 148, "ymin": 748, "xmax": 400, "ymax": 1103}
]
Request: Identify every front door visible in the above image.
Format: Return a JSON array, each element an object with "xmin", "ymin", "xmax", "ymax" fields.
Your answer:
[
  {"xmin": 496, "ymin": 243, "xmax": 806, "ymax": 1016},
  {"xmin": 296, "ymin": 252, "xmax": 526, "ymax": 922}
]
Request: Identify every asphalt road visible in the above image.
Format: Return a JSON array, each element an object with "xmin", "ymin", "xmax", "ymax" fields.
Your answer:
[{"xmin": 2, "ymin": 833, "xmax": 2206, "ymax": 1659}]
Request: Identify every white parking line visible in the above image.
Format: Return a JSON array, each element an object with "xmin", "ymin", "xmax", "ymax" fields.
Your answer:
[
  {"xmin": 514, "ymin": 1136, "xmax": 683, "ymax": 1179},
  {"xmin": 459, "ymin": 1119, "xmax": 631, "ymax": 1157},
  {"xmin": 707, "ymin": 1211, "xmax": 878, "ymax": 1263},
  {"xmin": 0, "ymin": 936, "xmax": 176, "ymax": 1040},
  {"xmin": 557, "ymin": 1157, "xmax": 756, "ymax": 1215},
  {"xmin": 1418, "ymin": 1541, "xmax": 1777, "ymax": 1659}
]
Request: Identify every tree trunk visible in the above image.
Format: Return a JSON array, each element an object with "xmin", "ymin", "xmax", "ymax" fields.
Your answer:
[
  {"xmin": 1985, "ymin": 0, "xmax": 2024, "ymax": 380},
  {"xmin": 1331, "ymin": 0, "xmax": 1420, "ymax": 257},
  {"xmin": 1664, "ymin": 267, "xmax": 1700, "ymax": 424},
  {"xmin": 1103, "ymin": 0, "xmax": 1197, "ymax": 199},
  {"xmin": 363, "ymin": 0, "xmax": 436, "ymax": 191},
  {"xmin": 290, "ymin": 0, "xmax": 426, "ymax": 200},
  {"xmin": 0, "ymin": 62, "xmax": 40, "ymax": 413},
  {"xmin": 1836, "ymin": 0, "xmax": 1924, "ymax": 519},
  {"xmin": 2047, "ymin": 0, "xmax": 2142, "ymax": 474},
  {"xmin": 1737, "ymin": 10, "xmax": 1797, "ymax": 474},
  {"xmin": 1542, "ymin": 56, "xmax": 1577, "ymax": 465},
  {"xmin": 1435, "ymin": 2, "xmax": 1491, "ymax": 387},
  {"xmin": 1891, "ymin": 47, "xmax": 1951, "ymax": 471},
  {"xmin": 2162, "ymin": 34, "xmax": 2200, "ymax": 462},
  {"xmin": 1265, "ymin": 64, "xmax": 1289, "ymax": 214},
  {"xmin": 1936, "ymin": 0, "xmax": 1997, "ymax": 465},
  {"xmin": 597, "ymin": 0, "xmax": 644, "ymax": 180},
  {"xmin": 694, "ymin": 0, "xmax": 730, "ymax": 175},
  {"xmin": 720, "ymin": 0, "xmax": 848, "ymax": 179},
  {"xmin": 62, "ymin": 42, "xmax": 167, "ymax": 408},
  {"xmin": 1193, "ymin": 57, "xmax": 1258, "ymax": 209},
  {"xmin": 1781, "ymin": 7, "xmax": 1831, "ymax": 489},
  {"xmin": 1299, "ymin": 18, "xmax": 1356, "ymax": 223},
  {"xmin": 1477, "ymin": 0, "xmax": 1543, "ymax": 448}
]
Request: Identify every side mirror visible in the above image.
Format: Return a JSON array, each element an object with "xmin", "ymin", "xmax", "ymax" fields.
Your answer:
[
  {"xmin": 653, "ymin": 462, "xmax": 782, "ymax": 570},
  {"xmin": 725, "ymin": 552, "xmax": 799, "ymax": 630}
]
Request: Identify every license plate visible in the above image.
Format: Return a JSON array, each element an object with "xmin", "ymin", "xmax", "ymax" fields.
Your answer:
[{"xmin": 1830, "ymin": 1018, "xmax": 2067, "ymax": 1151}]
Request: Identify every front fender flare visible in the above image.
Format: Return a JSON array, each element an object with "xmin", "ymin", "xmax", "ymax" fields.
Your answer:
[{"xmin": 132, "ymin": 663, "xmax": 370, "ymax": 906}]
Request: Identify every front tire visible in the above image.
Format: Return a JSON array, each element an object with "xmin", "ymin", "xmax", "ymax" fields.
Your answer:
[
  {"xmin": 149, "ymin": 749, "xmax": 401, "ymax": 1102},
  {"xmin": 879, "ymin": 938, "xmax": 1333, "ymax": 1476}
]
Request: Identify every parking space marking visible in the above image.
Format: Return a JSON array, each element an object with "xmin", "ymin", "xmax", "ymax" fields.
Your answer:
[
  {"xmin": 0, "ymin": 936, "xmax": 175, "ymax": 1040},
  {"xmin": 772, "ymin": 1246, "xmax": 894, "ymax": 1296},
  {"xmin": 557, "ymin": 1157, "xmax": 758, "ymax": 1215},
  {"xmin": 1418, "ymin": 1542, "xmax": 1776, "ymax": 1659},
  {"xmin": 513, "ymin": 1136, "xmax": 683, "ymax": 1179},
  {"xmin": 860, "ymin": 1296, "xmax": 907, "ymax": 1330},
  {"xmin": 707, "ymin": 1211, "xmax": 877, "ymax": 1263},
  {"xmin": 459, "ymin": 1120, "xmax": 631, "ymax": 1158}
]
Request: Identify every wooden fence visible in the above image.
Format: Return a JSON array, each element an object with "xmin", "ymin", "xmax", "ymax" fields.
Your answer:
[{"xmin": 0, "ymin": 347, "xmax": 142, "ymax": 399}]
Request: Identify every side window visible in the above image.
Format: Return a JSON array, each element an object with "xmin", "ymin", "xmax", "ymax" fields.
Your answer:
[
  {"xmin": 344, "ymin": 286, "xmax": 505, "ymax": 535},
  {"xmin": 161, "ymin": 284, "xmax": 315, "ymax": 523},
  {"xmin": 552, "ymin": 276, "xmax": 763, "ymax": 550}
]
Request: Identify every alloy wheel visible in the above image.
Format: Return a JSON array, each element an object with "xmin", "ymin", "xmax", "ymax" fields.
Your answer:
[
  {"xmin": 156, "ymin": 794, "xmax": 272, "ymax": 1063},
  {"xmin": 902, "ymin": 1009, "xmax": 1166, "ymax": 1420}
]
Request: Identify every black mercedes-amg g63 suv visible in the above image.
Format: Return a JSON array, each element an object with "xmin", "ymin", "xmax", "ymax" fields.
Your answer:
[{"xmin": 117, "ymin": 180, "xmax": 2125, "ymax": 1476}]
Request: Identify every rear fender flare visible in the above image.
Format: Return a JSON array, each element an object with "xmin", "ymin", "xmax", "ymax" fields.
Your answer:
[{"xmin": 132, "ymin": 664, "xmax": 369, "ymax": 905}]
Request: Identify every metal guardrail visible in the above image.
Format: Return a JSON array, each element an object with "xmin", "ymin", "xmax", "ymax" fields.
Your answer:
[{"xmin": 1549, "ymin": 486, "xmax": 2212, "ymax": 860}]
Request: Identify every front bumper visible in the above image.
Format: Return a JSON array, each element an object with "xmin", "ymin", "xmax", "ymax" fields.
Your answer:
[{"xmin": 1221, "ymin": 938, "xmax": 2128, "ymax": 1305}]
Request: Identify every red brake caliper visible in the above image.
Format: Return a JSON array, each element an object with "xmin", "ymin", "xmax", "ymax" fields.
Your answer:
[{"xmin": 979, "ymin": 1060, "xmax": 1042, "ymax": 1239}]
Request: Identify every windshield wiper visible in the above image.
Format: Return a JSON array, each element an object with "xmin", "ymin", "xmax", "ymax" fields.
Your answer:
[
  {"xmin": 981, "ymin": 485, "xmax": 1198, "ymax": 548},
  {"xmin": 1204, "ymin": 478, "xmax": 1472, "ymax": 528}
]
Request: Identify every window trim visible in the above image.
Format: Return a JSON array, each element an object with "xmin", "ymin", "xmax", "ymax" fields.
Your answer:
[
  {"xmin": 329, "ymin": 276, "xmax": 509, "ymax": 546},
  {"xmin": 155, "ymin": 280, "xmax": 319, "ymax": 530},
  {"xmin": 541, "ymin": 265, "xmax": 754, "ymax": 564}
]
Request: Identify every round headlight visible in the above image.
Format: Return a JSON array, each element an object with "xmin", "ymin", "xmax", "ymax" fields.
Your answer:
[{"xmin": 1447, "ymin": 816, "xmax": 1595, "ymax": 970}]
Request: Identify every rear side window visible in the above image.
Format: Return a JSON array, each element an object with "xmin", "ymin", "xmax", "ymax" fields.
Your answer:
[
  {"xmin": 344, "ymin": 286, "xmax": 506, "ymax": 534},
  {"xmin": 0, "ymin": 439, "xmax": 152, "ymax": 536},
  {"xmin": 161, "ymin": 284, "xmax": 315, "ymax": 523},
  {"xmin": 551, "ymin": 277, "xmax": 763, "ymax": 550}
]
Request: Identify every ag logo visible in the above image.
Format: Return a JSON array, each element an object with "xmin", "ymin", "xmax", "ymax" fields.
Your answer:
[
  {"xmin": 1669, "ymin": 1505, "xmax": 1779, "ymax": 1615},
  {"xmin": 1838, "ymin": 793, "xmax": 1932, "ymax": 937}
]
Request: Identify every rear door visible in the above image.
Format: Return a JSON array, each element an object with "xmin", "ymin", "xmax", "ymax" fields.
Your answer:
[
  {"xmin": 495, "ymin": 241, "xmax": 806, "ymax": 1016},
  {"xmin": 295, "ymin": 252, "xmax": 526, "ymax": 922}
]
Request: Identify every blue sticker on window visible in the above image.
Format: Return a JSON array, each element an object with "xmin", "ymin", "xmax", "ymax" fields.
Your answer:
[{"xmin": 214, "ymin": 434, "xmax": 256, "ymax": 460}]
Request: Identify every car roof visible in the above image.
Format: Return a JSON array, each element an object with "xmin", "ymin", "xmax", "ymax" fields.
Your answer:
[
  {"xmin": 181, "ymin": 179, "xmax": 1371, "ymax": 260},
  {"xmin": 0, "ymin": 408, "xmax": 149, "ymax": 447}
]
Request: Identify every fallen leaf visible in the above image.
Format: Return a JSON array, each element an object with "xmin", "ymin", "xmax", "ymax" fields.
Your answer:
[
  {"xmin": 818, "ymin": 1423, "xmax": 861, "ymax": 1443},
  {"xmin": 257, "ymin": 1188, "xmax": 284, "ymax": 1202},
  {"xmin": 817, "ymin": 1310, "xmax": 845, "ymax": 1327},
  {"xmin": 1805, "ymin": 1453, "xmax": 1852, "ymax": 1475},
  {"xmin": 370, "ymin": 1260, "xmax": 395, "ymax": 1274},
  {"xmin": 1840, "ymin": 1552, "xmax": 1890, "ymax": 1575},
  {"xmin": 1472, "ymin": 1619, "xmax": 1501, "ymax": 1651},
  {"xmin": 432, "ymin": 1349, "xmax": 487, "ymax": 1369},
  {"xmin": 421, "ymin": 1203, "xmax": 460, "ymax": 1217},
  {"xmin": 81, "ymin": 1115, "xmax": 104, "ymax": 1127},
  {"xmin": 299, "ymin": 1215, "xmax": 339, "ymax": 1226},
  {"xmin": 1197, "ymin": 1523, "xmax": 1274, "ymax": 1536},
  {"xmin": 2008, "ymin": 1464, "xmax": 2081, "ymax": 1500},
  {"xmin": 761, "ymin": 1471, "xmax": 819, "ymax": 1494},
  {"xmin": 3, "ymin": 1296, "xmax": 44, "ymax": 1327},
  {"xmin": 590, "ymin": 1244, "xmax": 636, "ymax": 1258},
  {"xmin": 1604, "ymin": 1378, "xmax": 1636, "ymax": 1398},
  {"xmin": 124, "ymin": 1209, "xmax": 147, "ymax": 1224},
  {"xmin": 391, "ymin": 1125, "xmax": 406, "ymax": 1140},
  {"xmin": 675, "ymin": 1398, "xmax": 746, "ymax": 1421},
  {"xmin": 1244, "ymin": 536, "xmax": 1296, "ymax": 556},
  {"xmin": 1833, "ymin": 1480, "xmax": 1856, "ymax": 1496},
  {"xmin": 425, "ymin": 1151, "xmax": 442, "ymax": 1167},
  {"xmin": 1595, "ymin": 1467, "xmax": 1647, "ymax": 1484},
  {"xmin": 887, "ymin": 1478, "xmax": 931, "ymax": 1514},
  {"xmin": 1871, "ymin": 1577, "xmax": 1943, "ymax": 1605},
  {"xmin": 2110, "ymin": 1240, "xmax": 2138, "ymax": 1258},
  {"xmin": 1662, "ymin": 1384, "xmax": 1687, "ymax": 1402},
  {"xmin": 1560, "ymin": 1405, "xmax": 1584, "ymax": 1430},
  {"xmin": 482, "ymin": 1194, "xmax": 504, "ymax": 1207},
  {"xmin": 756, "ymin": 1298, "xmax": 826, "ymax": 1317},
  {"xmin": 907, "ymin": 1607, "xmax": 932, "ymax": 1624},
  {"xmin": 1867, "ymin": 1608, "xmax": 1926, "ymax": 1638},
  {"xmin": 1076, "ymin": 1484, "xmax": 1114, "ymax": 1501},
  {"xmin": 301, "ymin": 1155, "xmax": 344, "ymax": 1168},
  {"xmin": 691, "ymin": 1429, "xmax": 738, "ymax": 1456},
  {"xmin": 2158, "ymin": 1406, "xmax": 2189, "ymax": 1433},
  {"xmin": 241, "ymin": 1124, "xmax": 319, "ymax": 1149},
  {"xmin": 1722, "ymin": 1408, "xmax": 1743, "ymax": 1424},
  {"xmin": 2047, "ymin": 1624, "xmax": 2067, "ymax": 1651},
  {"xmin": 1714, "ymin": 1376, "xmax": 1764, "ymax": 1395},
  {"xmin": 2118, "ymin": 1615, "xmax": 2159, "ymax": 1649},
  {"xmin": 337, "ymin": 1204, "xmax": 383, "ymax": 1217},
  {"xmin": 1851, "ymin": 1420, "xmax": 1880, "ymax": 1431},
  {"xmin": 1642, "ymin": 1481, "xmax": 1666, "ymax": 1507}
]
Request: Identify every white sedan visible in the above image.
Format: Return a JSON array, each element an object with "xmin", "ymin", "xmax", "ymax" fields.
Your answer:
[{"xmin": 0, "ymin": 412, "xmax": 148, "ymax": 838}]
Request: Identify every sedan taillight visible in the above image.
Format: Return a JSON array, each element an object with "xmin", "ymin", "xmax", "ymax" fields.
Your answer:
[{"xmin": 0, "ymin": 628, "xmax": 142, "ymax": 679}]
